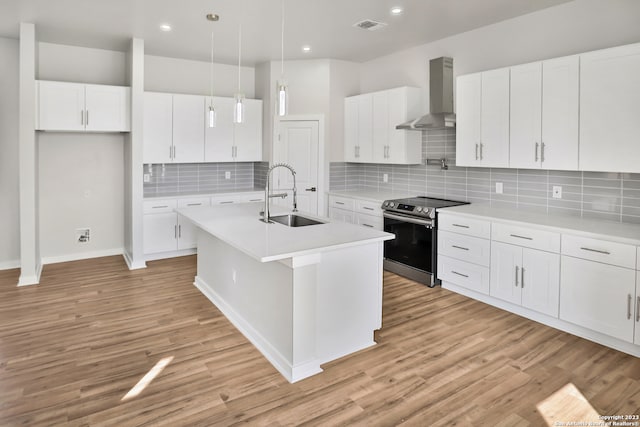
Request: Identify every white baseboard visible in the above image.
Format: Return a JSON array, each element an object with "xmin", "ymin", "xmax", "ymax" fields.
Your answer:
[
  {"xmin": 18, "ymin": 262, "xmax": 42, "ymax": 286},
  {"xmin": 41, "ymin": 248, "xmax": 124, "ymax": 265},
  {"xmin": 0, "ymin": 260, "xmax": 20, "ymax": 271},
  {"xmin": 145, "ymin": 249, "xmax": 196, "ymax": 262},
  {"xmin": 122, "ymin": 251, "xmax": 146, "ymax": 270},
  {"xmin": 194, "ymin": 276, "xmax": 322, "ymax": 383}
]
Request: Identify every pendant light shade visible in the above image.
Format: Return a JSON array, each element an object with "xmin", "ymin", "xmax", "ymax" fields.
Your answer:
[
  {"xmin": 208, "ymin": 106, "xmax": 217, "ymax": 128},
  {"xmin": 276, "ymin": 0, "xmax": 288, "ymax": 117}
]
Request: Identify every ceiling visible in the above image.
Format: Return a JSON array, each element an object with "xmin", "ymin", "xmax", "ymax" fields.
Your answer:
[{"xmin": 0, "ymin": 0, "xmax": 574, "ymax": 65}]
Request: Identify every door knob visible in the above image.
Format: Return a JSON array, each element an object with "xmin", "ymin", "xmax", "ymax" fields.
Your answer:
[{"xmin": 305, "ymin": 187, "xmax": 317, "ymax": 192}]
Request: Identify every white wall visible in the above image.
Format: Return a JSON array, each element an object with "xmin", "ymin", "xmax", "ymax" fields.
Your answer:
[
  {"xmin": 329, "ymin": 60, "xmax": 360, "ymax": 162},
  {"xmin": 0, "ymin": 37, "xmax": 20, "ymax": 269},
  {"xmin": 360, "ymin": 0, "xmax": 640, "ymax": 100},
  {"xmin": 254, "ymin": 61, "xmax": 272, "ymax": 162},
  {"xmin": 37, "ymin": 43, "xmax": 126, "ymax": 261},
  {"xmin": 144, "ymin": 55, "xmax": 255, "ymax": 98}
]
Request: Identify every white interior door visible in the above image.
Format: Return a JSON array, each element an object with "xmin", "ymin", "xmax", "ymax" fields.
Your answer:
[{"xmin": 273, "ymin": 120, "xmax": 320, "ymax": 215}]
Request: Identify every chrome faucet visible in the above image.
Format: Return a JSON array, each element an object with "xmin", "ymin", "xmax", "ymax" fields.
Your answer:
[{"xmin": 261, "ymin": 163, "xmax": 298, "ymax": 223}]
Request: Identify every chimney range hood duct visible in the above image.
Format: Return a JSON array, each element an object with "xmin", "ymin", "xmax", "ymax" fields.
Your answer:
[{"xmin": 397, "ymin": 57, "xmax": 455, "ymax": 130}]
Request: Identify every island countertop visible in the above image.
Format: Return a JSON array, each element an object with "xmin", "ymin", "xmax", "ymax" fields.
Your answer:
[{"xmin": 177, "ymin": 203, "xmax": 395, "ymax": 263}]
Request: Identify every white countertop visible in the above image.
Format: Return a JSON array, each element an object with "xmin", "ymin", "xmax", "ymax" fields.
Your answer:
[
  {"xmin": 327, "ymin": 189, "xmax": 412, "ymax": 203},
  {"xmin": 177, "ymin": 203, "xmax": 394, "ymax": 263},
  {"xmin": 440, "ymin": 203, "xmax": 640, "ymax": 246},
  {"xmin": 145, "ymin": 188, "xmax": 264, "ymax": 201}
]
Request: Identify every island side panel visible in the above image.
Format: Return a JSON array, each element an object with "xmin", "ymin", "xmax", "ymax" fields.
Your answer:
[
  {"xmin": 315, "ymin": 241, "xmax": 383, "ymax": 364},
  {"xmin": 195, "ymin": 232, "xmax": 297, "ymax": 378}
]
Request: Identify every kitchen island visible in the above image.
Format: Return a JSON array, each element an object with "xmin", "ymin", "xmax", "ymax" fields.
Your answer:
[{"xmin": 178, "ymin": 203, "xmax": 394, "ymax": 382}]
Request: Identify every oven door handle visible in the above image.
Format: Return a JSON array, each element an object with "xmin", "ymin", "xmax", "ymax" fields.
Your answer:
[{"xmin": 383, "ymin": 212, "xmax": 433, "ymax": 227}]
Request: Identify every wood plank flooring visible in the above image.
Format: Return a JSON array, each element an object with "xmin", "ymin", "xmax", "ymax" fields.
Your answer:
[{"xmin": 1, "ymin": 255, "xmax": 639, "ymax": 426}]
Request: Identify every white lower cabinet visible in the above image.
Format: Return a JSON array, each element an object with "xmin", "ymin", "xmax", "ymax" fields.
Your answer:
[
  {"xmin": 328, "ymin": 194, "xmax": 382, "ymax": 229},
  {"xmin": 144, "ymin": 212, "xmax": 179, "ymax": 255},
  {"xmin": 490, "ymin": 241, "xmax": 560, "ymax": 317},
  {"xmin": 560, "ymin": 255, "xmax": 636, "ymax": 343},
  {"xmin": 438, "ymin": 255, "xmax": 490, "ymax": 294},
  {"xmin": 329, "ymin": 207, "xmax": 355, "ymax": 224}
]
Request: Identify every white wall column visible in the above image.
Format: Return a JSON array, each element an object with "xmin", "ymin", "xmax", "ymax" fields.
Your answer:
[{"xmin": 18, "ymin": 22, "xmax": 40, "ymax": 286}]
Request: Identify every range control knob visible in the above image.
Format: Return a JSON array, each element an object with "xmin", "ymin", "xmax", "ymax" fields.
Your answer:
[
  {"xmin": 416, "ymin": 207, "xmax": 423, "ymax": 213},
  {"xmin": 390, "ymin": 202, "xmax": 395, "ymax": 208},
  {"xmin": 383, "ymin": 201, "xmax": 389, "ymax": 207}
]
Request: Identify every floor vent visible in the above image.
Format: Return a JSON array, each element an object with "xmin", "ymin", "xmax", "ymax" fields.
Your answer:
[{"xmin": 353, "ymin": 19, "xmax": 388, "ymax": 31}]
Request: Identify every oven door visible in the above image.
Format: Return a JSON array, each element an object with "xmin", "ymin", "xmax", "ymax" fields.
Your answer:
[{"xmin": 383, "ymin": 211, "xmax": 435, "ymax": 281}]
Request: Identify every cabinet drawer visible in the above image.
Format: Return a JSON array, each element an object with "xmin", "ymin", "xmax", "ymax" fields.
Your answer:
[
  {"xmin": 177, "ymin": 197, "xmax": 210, "ymax": 209},
  {"xmin": 438, "ymin": 213, "xmax": 491, "ymax": 239},
  {"xmin": 562, "ymin": 235, "xmax": 636, "ymax": 269},
  {"xmin": 211, "ymin": 195, "xmax": 241, "ymax": 205},
  {"xmin": 356, "ymin": 213, "xmax": 383, "ymax": 230},
  {"xmin": 492, "ymin": 222, "xmax": 560, "ymax": 253},
  {"xmin": 438, "ymin": 255, "xmax": 490, "ymax": 295},
  {"xmin": 438, "ymin": 230, "xmax": 490, "ymax": 267},
  {"xmin": 143, "ymin": 199, "xmax": 177, "ymax": 214},
  {"xmin": 329, "ymin": 195, "xmax": 355, "ymax": 211},
  {"xmin": 356, "ymin": 199, "xmax": 383, "ymax": 216}
]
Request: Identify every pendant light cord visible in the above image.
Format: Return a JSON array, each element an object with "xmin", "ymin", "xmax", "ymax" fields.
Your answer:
[
  {"xmin": 237, "ymin": 15, "xmax": 242, "ymax": 92},
  {"xmin": 210, "ymin": 31, "xmax": 214, "ymax": 98},
  {"xmin": 281, "ymin": 0, "xmax": 285, "ymax": 78}
]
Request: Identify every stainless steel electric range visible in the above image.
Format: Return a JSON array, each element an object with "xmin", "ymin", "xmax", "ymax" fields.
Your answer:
[{"xmin": 381, "ymin": 196, "xmax": 469, "ymax": 287}]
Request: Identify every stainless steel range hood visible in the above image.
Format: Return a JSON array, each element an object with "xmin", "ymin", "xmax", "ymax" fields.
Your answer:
[{"xmin": 397, "ymin": 57, "xmax": 455, "ymax": 130}]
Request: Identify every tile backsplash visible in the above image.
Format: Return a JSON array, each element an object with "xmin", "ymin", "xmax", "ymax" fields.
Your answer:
[
  {"xmin": 330, "ymin": 129, "xmax": 640, "ymax": 224},
  {"xmin": 143, "ymin": 162, "xmax": 268, "ymax": 197}
]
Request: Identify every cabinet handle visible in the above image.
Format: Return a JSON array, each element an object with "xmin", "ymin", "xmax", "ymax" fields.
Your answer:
[
  {"xmin": 187, "ymin": 203, "xmax": 202, "ymax": 206},
  {"xmin": 452, "ymin": 270, "xmax": 468, "ymax": 278},
  {"xmin": 521, "ymin": 267, "xmax": 525, "ymax": 288},
  {"xmin": 628, "ymin": 294, "xmax": 632, "ymax": 320},
  {"xmin": 452, "ymin": 245, "xmax": 469, "ymax": 251},
  {"xmin": 541, "ymin": 142, "xmax": 545, "ymax": 163},
  {"xmin": 636, "ymin": 296, "xmax": 640, "ymax": 322},
  {"xmin": 178, "ymin": 225, "xmax": 182, "ymax": 238},
  {"xmin": 510, "ymin": 234, "xmax": 533, "ymax": 241},
  {"xmin": 363, "ymin": 206, "xmax": 374, "ymax": 211},
  {"xmin": 515, "ymin": 266, "xmax": 520, "ymax": 287},
  {"xmin": 580, "ymin": 247, "xmax": 610, "ymax": 255},
  {"xmin": 480, "ymin": 143, "xmax": 483, "ymax": 160},
  {"xmin": 219, "ymin": 201, "xmax": 234, "ymax": 204},
  {"xmin": 249, "ymin": 199, "xmax": 262, "ymax": 202},
  {"xmin": 174, "ymin": 225, "xmax": 177, "ymax": 239},
  {"xmin": 475, "ymin": 144, "xmax": 478, "ymax": 160},
  {"xmin": 152, "ymin": 205, "xmax": 169, "ymax": 209},
  {"xmin": 86, "ymin": 110, "xmax": 89, "ymax": 126},
  {"xmin": 535, "ymin": 142, "xmax": 539, "ymax": 162},
  {"xmin": 452, "ymin": 223, "xmax": 470, "ymax": 229},
  {"xmin": 81, "ymin": 110, "xmax": 84, "ymax": 125},
  {"xmin": 362, "ymin": 224, "xmax": 374, "ymax": 228},
  {"xmin": 335, "ymin": 201, "xmax": 345, "ymax": 205}
]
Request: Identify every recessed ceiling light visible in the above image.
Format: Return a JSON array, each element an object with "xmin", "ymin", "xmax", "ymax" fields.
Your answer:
[
  {"xmin": 390, "ymin": 7, "xmax": 404, "ymax": 15},
  {"xmin": 302, "ymin": 45, "xmax": 311, "ymax": 53},
  {"xmin": 206, "ymin": 13, "xmax": 220, "ymax": 22},
  {"xmin": 160, "ymin": 24, "xmax": 172, "ymax": 32}
]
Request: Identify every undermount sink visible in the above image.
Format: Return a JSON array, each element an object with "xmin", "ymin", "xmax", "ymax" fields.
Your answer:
[{"xmin": 269, "ymin": 214, "xmax": 324, "ymax": 227}]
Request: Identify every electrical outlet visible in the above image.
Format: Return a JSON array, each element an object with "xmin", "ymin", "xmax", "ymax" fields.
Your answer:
[
  {"xmin": 382, "ymin": 173, "xmax": 389, "ymax": 183},
  {"xmin": 76, "ymin": 228, "xmax": 90, "ymax": 244},
  {"xmin": 225, "ymin": 171, "xmax": 231, "ymax": 180},
  {"xmin": 552, "ymin": 186, "xmax": 562, "ymax": 199},
  {"xmin": 143, "ymin": 173, "xmax": 151, "ymax": 183},
  {"xmin": 495, "ymin": 182, "xmax": 503, "ymax": 194}
]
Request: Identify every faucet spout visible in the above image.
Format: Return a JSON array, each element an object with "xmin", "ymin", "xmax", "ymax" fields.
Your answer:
[{"xmin": 262, "ymin": 163, "xmax": 298, "ymax": 223}]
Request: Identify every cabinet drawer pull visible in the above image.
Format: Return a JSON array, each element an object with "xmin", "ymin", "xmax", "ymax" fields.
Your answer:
[
  {"xmin": 363, "ymin": 207, "xmax": 374, "ymax": 211},
  {"xmin": 580, "ymin": 247, "xmax": 610, "ymax": 255},
  {"xmin": 362, "ymin": 224, "xmax": 374, "ymax": 228},
  {"xmin": 452, "ymin": 245, "xmax": 469, "ymax": 251},
  {"xmin": 249, "ymin": 199, "xmax": 262, "ymax": 202},
  {"xmin": 452, "ymin": 271, "xmax": 468, "ymax": 278},
  {"xmin": 219, "ymin": 201, "xmax": 234, "ymax": 204},
  {"xmin": 152, "ymin": 205, "xmax": 169, "ymax": 209},
  {"xmin": 335, "ymin": 201, "xmax": 345, "ymax": 205},
  {"xmin": 187, "ymin": 203, "xmax": 202, "ymax": 206},
  {"xmin": 628, "ymin": 294, "xmax": 632, "ymax": 320},
  {"xmin": 515, "ymin": 266, "xmax": 520, "ymax": 287},
  {"xmin": 510, "ymin": 234, "xmax": 533, "ymax": 241},
  {"xmin": 452, "ymin": 223, "xmax": 469, "ymax": 229}
]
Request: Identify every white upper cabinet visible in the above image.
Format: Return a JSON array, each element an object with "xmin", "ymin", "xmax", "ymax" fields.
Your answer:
[
  {"xmin": 580, "ymin": 43, "xmax": 640, "ymax": 173},
  {"xmin": 456, "ymin": 69, "xmax": 510, "ymax": 168},
  {"xmin": 344, "ymin": 87, "xmax": 423, "ymax": 164},
  {"xmin": 234, "ymin": 98, "xmax": 263, "ymax": 162},
  {"xmin": 172, "ymin": 94, "xmax": 205, "ymax": 163},
  {"xmin": 143, "ymin": 92, "xmax": 173, "ymax": 164},
  {"xmin": 205, "ymin": 96, "xmax": 235, "ymax": 162},
  {"xmin": 509, "ymin": 56, "xmax": 579, "ymax": 170},
  {"xmin": 37, "ymin": 81, "xmax": 130, "ymax": 132}
]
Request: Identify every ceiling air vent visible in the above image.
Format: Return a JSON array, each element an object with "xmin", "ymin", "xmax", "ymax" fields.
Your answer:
[{"xmin": 353, "ymin": 19, "xmax": 388, "ymax": 31}]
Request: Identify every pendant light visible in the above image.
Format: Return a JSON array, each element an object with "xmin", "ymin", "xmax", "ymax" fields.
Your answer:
[
  {"xmin": 234, "ymin": 9, "xmax": 245, "ymax": 124},
  {"xmin": 206, "ymin": 13, "xmax": 219, "ymax": 128},
  {"xmin": 276, "ymin": 0, "xmax": 288, "ymax": 116}
]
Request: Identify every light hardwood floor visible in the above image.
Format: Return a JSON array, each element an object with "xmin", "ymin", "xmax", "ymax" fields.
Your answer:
[{"xmin": 1, "ymin": 255, "xmax": 639, "ymax": 426}]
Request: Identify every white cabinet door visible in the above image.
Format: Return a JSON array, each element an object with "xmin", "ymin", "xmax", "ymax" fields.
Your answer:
[
  {"xmin": 85, "ymin": 84, "xmax": 130, "ymax": 132},
  {"xmin": 205, "ymin": 96, "xmax": 235, "ymax": 162},
  {"xmin": 490, "ymin": 241, "xmax": 522, "ymax": 305},
  {"xmin": 329, "ymin": 207, "xmax": 355, "ymax": 224},
  {"xmin": 372, "ymin": 91, "xmax": 389, "ymax": 163},
  {"xmin": 37, "ymin": 81, "xmax": 85, "ymax": 131},
  {"xmin": 177, "ymin": 215, "xmax": 198, "ymax": 250},
  {"xmin": 509, "ymin": 62, "xmax": 542, "ymax": 169},
  {"xmin": 172, "ymin": 94, "xmax": 205, "ymax": 163},
  {"xmin": 344, "ymin": 97, "xmax": 359, "ymax": 162},
  {"xmin": 357, "ymin": 94, "xmax": 373, "ymax": 162},
  {"xmin": 388, "ymin": 87, "xmax": 421, "ymax": 164},
  {"xmin": 234, "ymin": 98, "xmax": 263, "ymax": 162},
  {"xmin": 480, "ymin": 68, "xmax": 510, "ymax": 168},
  {"xmin": 143, "ymin": 213, "xmax": 177, "ymax": 254},
  {"xmin": 541, "ymin": 55, "xmax": 579, "ymax": 170},
  {"xmin": 560, "ymin": 256, "xmax": 636, "ymax": 343},
  {"xmin": 521, "ymin": 249, "xmax": 560, "ymax": 317},
  {"xmin": 455, "ymin": 73, "xmax": 482, "ymax": 166},
  {"xmin": 143, "ymin": 92, "xmax": 173, "ymax": 164},
  {"xmin": 580, "ymin": 43, "xmax": 640, "ymax": 173}
]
